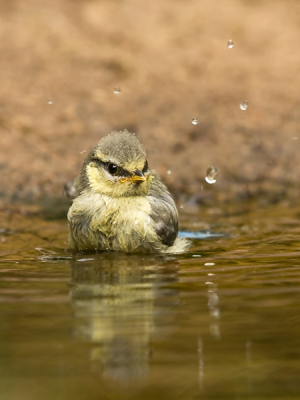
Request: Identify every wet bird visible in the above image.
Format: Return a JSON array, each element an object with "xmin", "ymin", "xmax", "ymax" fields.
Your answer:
[{"xmin": 67, "ymin": 130, "xmax": 190, "ymax": 253}]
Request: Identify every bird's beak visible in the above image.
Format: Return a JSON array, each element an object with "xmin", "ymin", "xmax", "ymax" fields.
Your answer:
[{"xmin": 130, "ymin": 169, "xmax": 147, "ymax": 182}]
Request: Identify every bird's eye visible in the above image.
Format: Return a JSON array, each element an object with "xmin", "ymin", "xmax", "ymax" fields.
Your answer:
[{"xmin": 108, "ymin": 163, "xmax": 118, "ymax": 175}]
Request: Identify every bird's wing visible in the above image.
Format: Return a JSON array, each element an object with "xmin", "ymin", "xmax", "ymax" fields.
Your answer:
[
  {"xmin": 64, "ymin": 156, "xmax": 93, "ymax": 200},
  {"xmin": 63, "ymin": 176, "xmax": 80, "ymax": 200},
  {"xmin": 147, "ymin": 171, "xmax": 178, "ymax": 246}
]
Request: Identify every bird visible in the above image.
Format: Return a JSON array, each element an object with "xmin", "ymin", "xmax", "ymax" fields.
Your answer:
[{"xmin": 67, "ymin": 130, "xmax": 190, "ymax": 254}]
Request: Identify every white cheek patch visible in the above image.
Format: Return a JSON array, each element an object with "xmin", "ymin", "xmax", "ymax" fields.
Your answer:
[
  {"xmin": 86, "ymin": 164, "xmax": 119, "ymax": 193},
  {"xmin": 86, "ymin": 164, "xmax": 102, "ymax": 190}
]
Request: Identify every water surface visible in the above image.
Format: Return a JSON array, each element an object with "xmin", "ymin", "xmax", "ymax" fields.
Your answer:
[{"xmin": 1, "ymin": 204, "xmax": 300, "ymax": 399}]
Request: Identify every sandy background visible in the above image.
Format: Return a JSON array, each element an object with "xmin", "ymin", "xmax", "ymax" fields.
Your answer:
[{"xmin": 1, "ymin": 0, "xmax": 300, "ymax": 207}]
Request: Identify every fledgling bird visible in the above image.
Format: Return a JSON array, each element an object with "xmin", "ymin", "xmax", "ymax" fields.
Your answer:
[{"xmin": 67, "ymin": 130, "xmax": 190, "ymax": 254}]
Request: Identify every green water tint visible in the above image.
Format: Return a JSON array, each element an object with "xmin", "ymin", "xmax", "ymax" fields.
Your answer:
[{"xmin": 1, "ymin": 204, "xmax": 300, "ymax": 399}]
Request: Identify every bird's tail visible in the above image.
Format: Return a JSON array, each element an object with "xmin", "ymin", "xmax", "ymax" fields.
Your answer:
[{"xmin": 164, "ymin": 237, "xmax": 191, "ymax": 254}]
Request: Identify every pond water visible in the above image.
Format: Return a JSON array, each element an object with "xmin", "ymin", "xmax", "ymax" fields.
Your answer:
[{"xmin": 1, "ymin": 203, "xmax": 300, "ymax": 400}]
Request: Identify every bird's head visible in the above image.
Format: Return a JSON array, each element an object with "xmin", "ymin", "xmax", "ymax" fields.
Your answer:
[{"xmin": 80, "ymin": 130, "xmax": 152, "ymax": 197}]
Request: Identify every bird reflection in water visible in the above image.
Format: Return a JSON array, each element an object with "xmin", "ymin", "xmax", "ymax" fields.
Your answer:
[{"xmin": 70, "ymin": 253, "xmax": 179, "ymax": 381}]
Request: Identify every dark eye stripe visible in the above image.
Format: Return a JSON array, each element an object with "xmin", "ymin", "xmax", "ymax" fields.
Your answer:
[
  {"xmin": 91, "ymin": 156, "xmax": 146, "ymax": 178},
  {"xmin": 104, "ymin": 163, "xmax": 130, "ymax": 177},
  {"xmin": 142, "ymin": 161, "xmax": 149, "ymax": 173}
]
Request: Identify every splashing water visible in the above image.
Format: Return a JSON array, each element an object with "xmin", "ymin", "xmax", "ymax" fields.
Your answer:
[
  {"xmin": 240, "ymin": 101, "xmax": 248, "ymax": 111},
  {"xmin": 205, "ymin": 166, "xmax": 218, "ymax": 184},
  {"xmin": 227, "ymin": 40, "xmax": 234, "ymax": 49},
  {"xmin": 114, "ymin": 87, "xmax": 121, "ymax": 94},
  {"xmin": 192, "ymin": 118, "xmax": 198, "ymax": 125}
]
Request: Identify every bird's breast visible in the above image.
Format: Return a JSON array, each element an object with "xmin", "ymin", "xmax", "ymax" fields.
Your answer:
[{"xmin": 91, "ymin": 195, "xmax": 153, "ymax": 238}]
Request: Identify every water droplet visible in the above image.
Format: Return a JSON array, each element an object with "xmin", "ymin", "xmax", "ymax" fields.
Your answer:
[
  {"xmin": 180, "ymin": 205, "xmax": 184, "ymax": 209},
  {"xmin": 192, "ymin": 255, "xmax": 201, "ymax": 257},
  {"xmin": 210, "ymin": 323, "xmax": 221, "ymax": 338},
  {"xmin": 240, "ymin": 101, "xmax": 248, "ymax": 111},
  {"xmin": 192, "ymin": 118, "xmax": 198, "ymax": 125},
  {"xmin": 208, "ymin": 292, "xmax": 219, "ymax": 307},
  {"xmin": 47, "ymin": 98, "xmax": 53, "ymax": 105},
  {"xmin": 205, "ymin": 262, "xmax": 215, "ymax": 266},
  {"xmin": 208, "ymin": 273, "xmax": 215, "ymax": 276},
  {"xmin": 205, "ymin": 282, "xmax": 214, "ymax": 285},
  {"xmin": 135, "ymin": 218, "xmax": 139, "ymax": 224},
  {"xmin": 293, "ymin": 137, "xmax": 298, "ymax": 140},
  {"xmin": 227, "ymin": 39, "xmax": 234, "ymax": 49},
  {"xmin": 205, "ymin": 166, "xmax": 218, "ymax": 184},
  {"xmin": 80, "ymin": 150, "xmax": 86, "ymax": 154},
  {"xmin": 211, "ymin": 309, "xmax": 220, "ymax": 318},
  {"xmin": 114, "ymin": 87, "xmax": 121, "ymax": 94},
  {"xmin": 167, "ymin": 170, "xmax": 172, "ymax": 175}
]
